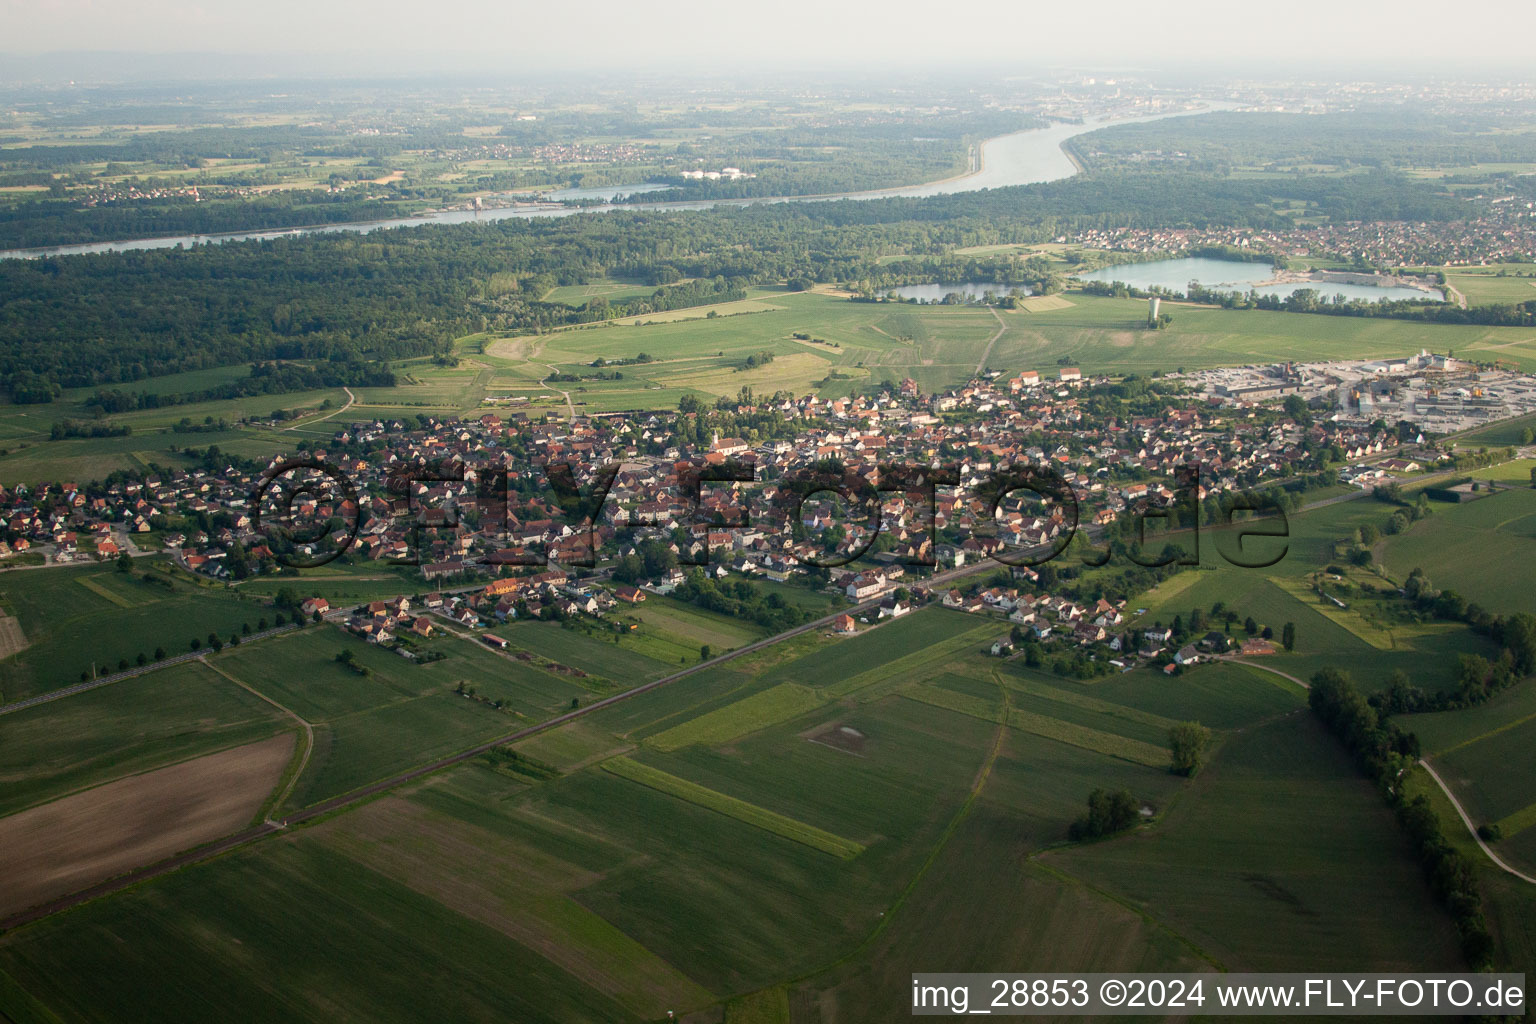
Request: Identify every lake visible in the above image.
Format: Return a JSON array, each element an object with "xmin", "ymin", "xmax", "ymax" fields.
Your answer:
[
  {"xmin": 1075, "ymin": 257, "xmax": 1444, "ymax": 303},
  {"xmin": 0, "ymin": 106, "xmax": 1223, "ymax": 261},
  {"xmin": 883, "ymin": 281, "xmax": 1034, "ymax": 302}
]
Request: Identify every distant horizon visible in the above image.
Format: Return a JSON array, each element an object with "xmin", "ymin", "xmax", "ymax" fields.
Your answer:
[
  {"xmin": 3, "ymin": 0, "xmax": 1535, "ymax": 82},
  {"xmin": 2, "ymin": 50, "xmax": 1534, "ymax": 89}
]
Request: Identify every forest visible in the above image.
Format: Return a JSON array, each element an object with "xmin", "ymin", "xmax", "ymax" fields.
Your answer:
[{"xmin": 0, "ymin": 161, "xmax": 1493, "ymax": 401}]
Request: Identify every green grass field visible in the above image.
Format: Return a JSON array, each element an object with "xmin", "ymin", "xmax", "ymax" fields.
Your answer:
[
  {"xmin": 1434, "ymin": 717, "xmax": 1536, "ymax": 837},
  {"xmin": 601, "ymin": 756, "xmax": 865, "ymax": 858},
  {"xmin": 1380, "ymin": 486, "xmax": 1536, "ymax": 615},
  {"xmin": 462, "ymin": 289, "xmax": 1536, "ymax": 414},
  {"xmin": 495, "ymin": 620, "xmax": 675, "ymax": 683},
  {"xmin": 1048, "ymin": 714, "xmax": 1466, "ymax": 972},
  {"xmin": 1439, "ymin": 265, "xmax": 1536, "ymax": 307},
  {"xmin": 211, "ymin": 626, "xmax": 588, "ymax": 806},
  {"xmin": 0, "ymin": 841, "xmax": 637, "ymax": 1024},
  {"xmin": 646, "ymin": 682, "xmax": 826, "ymax": 751},
  {"xmin": 0, "ymin": 561, "xmax": 272, "ymax": 703}
]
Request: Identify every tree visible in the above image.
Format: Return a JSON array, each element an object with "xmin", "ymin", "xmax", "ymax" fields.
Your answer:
[
  {"xmin": 116, "ymin": 551, "xmax": 132, "ymax": 572},
  {"xmin": 190, "ymin": 637, "xmax": 202, "ymax": 651},
  {"xmin": 1169, "ymin": 722, "xmax": 1212, "ymax": 777},
  {"xmin": 1281, "ymin": 621, "xmax": 1296, "ymax": 651},
  {"xmin": 153, "ymin": 646, "xmax": 166, "ymax": 660},
  {"xmin": 1068, "ymin": 788, "xmax": 1141, "ymax": 840},
  {"xmin": 136, "ymin": 652, "xmax": 147, "ymax": 666},
  {"xmin": 1244, "ymin": 616, "xmax": 1258, "ymax": 636},
  {"xmin": 699, "ymin": 644, "xmax": 712, "ymax": 661}
]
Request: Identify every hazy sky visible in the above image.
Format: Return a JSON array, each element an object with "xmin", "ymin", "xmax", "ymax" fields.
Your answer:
[{"xmin": 5, "ymin": 0, "xmax": 1536, "ymax": 75}]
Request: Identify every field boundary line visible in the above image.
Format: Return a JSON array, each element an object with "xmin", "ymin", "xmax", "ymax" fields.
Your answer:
[
  {"xmin": 997, "ymin": 674, "xmax": 1185, "ymax": 733},
  {"xmin": 1419, "ymin": 757, "xmax": 1536, "ymax": 886},
  {"xmin": 1433, "ymin": 706, "xmax": 1536, "ymax": 757},
  {"xmin": 820, "ymin": 621, "xmax": 999, "ymax": 699},
  {"xmin": 1028, "ymin": 858, "xmax": 1226, "ymax": 970},
  {"xmin": 600, "ymin": 756, "xmax": 864, "ymax": 859},
  {"xmin": 789, "ymin": 670, "xmax": 1012, "ymax": 984},
  {"xmin": 199, "ymin": 657, "xmax": 313, "ymax": 820},
  {"xmin": 646, "ymin": 682, "xmax": 824, "ymax": 752},
  {"xmin": 0, "ymin": 964, "xmax": 65, "ymax": 1024},
  {"xmin": 1493, "ymin": 800, "xmax": 1536, "ymax": 840},
  {"xmin": 74, "ymin": 574, "xmax": 136, "ymax": 608},
  {"xmin": 1222, "ymin": 657, "xmax": 1311, "ymax": 692},
  {"xmin": 0, "ymin": 623, "xmax": 300, "ymax": 718},
  {"xmin": 899, "ymin": 682, "xmax": 1168, "ymax": 768}
]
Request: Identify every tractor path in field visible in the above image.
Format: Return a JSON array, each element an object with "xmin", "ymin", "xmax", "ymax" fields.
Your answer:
[
  {"xmin": 1227, "ymin": 656, "xmax": 1535, "ymax": 887},
  {"xmin": 281, "ymin": 386, "xmax": 355, "ymax": 432},
  {"xmin": 976, "ymin": 306, "xmax": 1008, "ymax": 374},
  {"xmin": 199, "ymin": 657, "xmax": 315, "ymax": 819},
  {"xmin": 1419, "ymin": 758, "xmax": 1536, "ymax": 887},
  {"xmin": 539, "ymin": 364, "xmax": 575, "ymax": 419}
]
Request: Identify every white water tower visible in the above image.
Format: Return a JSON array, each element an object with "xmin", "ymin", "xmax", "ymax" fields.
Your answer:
[{"xmin": 1149, "ymin": 296, "xmax": 1161, "ymax": 325}]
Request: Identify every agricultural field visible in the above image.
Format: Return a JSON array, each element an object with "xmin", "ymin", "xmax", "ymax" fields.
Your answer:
[
  {"xmin": 234, "ymin": 562, "xmax": 430, "ymax": 604},
  {"xmin": 615, "ymin": 595, "xmax": 766, "ymax": 657},
  {"xmin": 0, "ymin": 658, "xmax": 288, "ymax": 818},
  {"xmin": 1046, "ymin": 714, "xmax": 1466, "ymax": 972},
  {"xmin": 208, "ymin": 626, "xmax": 589, "ymax": 807},
  {"xmin": 0, "ymin": 733, "xmax": 294, "ymax": 922},
  {"xmin": 1402, "ymin": 680, "xmax": 1536, "ymax": 875},
  {"xmin": 541, "ymin": 279, "xmax": 677, "ymax": 307},
  {"xmin": 0, "ymin": 561, "xmax": 274, "ymax": 703},
  {"xmin": 1379, "ymin": 486, "xmax": 1536, "ymax": 615},
  {"xmin": 1437, "ymin": 264, "xmax": 1536, "ymax": 307},
  {"xmin": 1123, "ymin": 495, "xmax": 1504, "ymax": 692},
  {"xmin": 494, "ymin": 619, "xmax": 677, "ymax": 684},
  {"xmin": 0, "ymin": 550, "xmax": 1488, "ymax": 1022},
  {"xmin": 458, "ymin": 288, "xmax": 1536, "ymax": 418},
  {"xmin": 1449, "ymin": 412, "xmax": 1536, "ymax": 448}
]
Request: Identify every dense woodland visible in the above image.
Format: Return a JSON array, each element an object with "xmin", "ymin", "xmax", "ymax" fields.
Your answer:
[
  {"xmin": 1072, "ymin": 110, "xmax": 1536, "ymax": 174},
  {"xmin": 0, "ymin": 161, "xmax": 1486, "ymax": 401}
]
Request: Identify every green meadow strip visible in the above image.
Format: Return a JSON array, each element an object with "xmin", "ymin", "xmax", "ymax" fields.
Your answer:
[
  {"xmin": 646, "ymin": 683, "xmax": 825, "ymax": 752},
  {"xmin": 901, "ymin": 683, "xmax": 1004, "ymax": 723},
  {"xmin": 1494, "ymin": 800, "xmax": 1536, "ymax": 839},
  {"xmin": 820, "ymin": 622, "xmax": 1000, "ymax": 699},
  {"xmin": 601, "ymin": 757, "xmax": 865, "ymax": 860},
  {"xmin": 901, "ymin": 684, "xmax": 1169, "ymax": 768},
  {"xmin": 999, "ymin": 675, "xmax": 1183, "ymax": 733},
  {"xmin": 1006, "ymin": 708, "xmax": 1170, "ymax": 769}
]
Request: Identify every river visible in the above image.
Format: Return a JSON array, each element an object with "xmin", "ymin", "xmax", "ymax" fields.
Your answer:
[{"xmin": 0, "ymin": 105, "xmax": 1223, "ymax": 261}]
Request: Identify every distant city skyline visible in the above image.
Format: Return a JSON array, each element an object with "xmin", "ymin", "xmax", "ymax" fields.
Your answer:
[{"xmin": 3, "ymin": 0, "xmax": 1535, "ymax": 78}]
